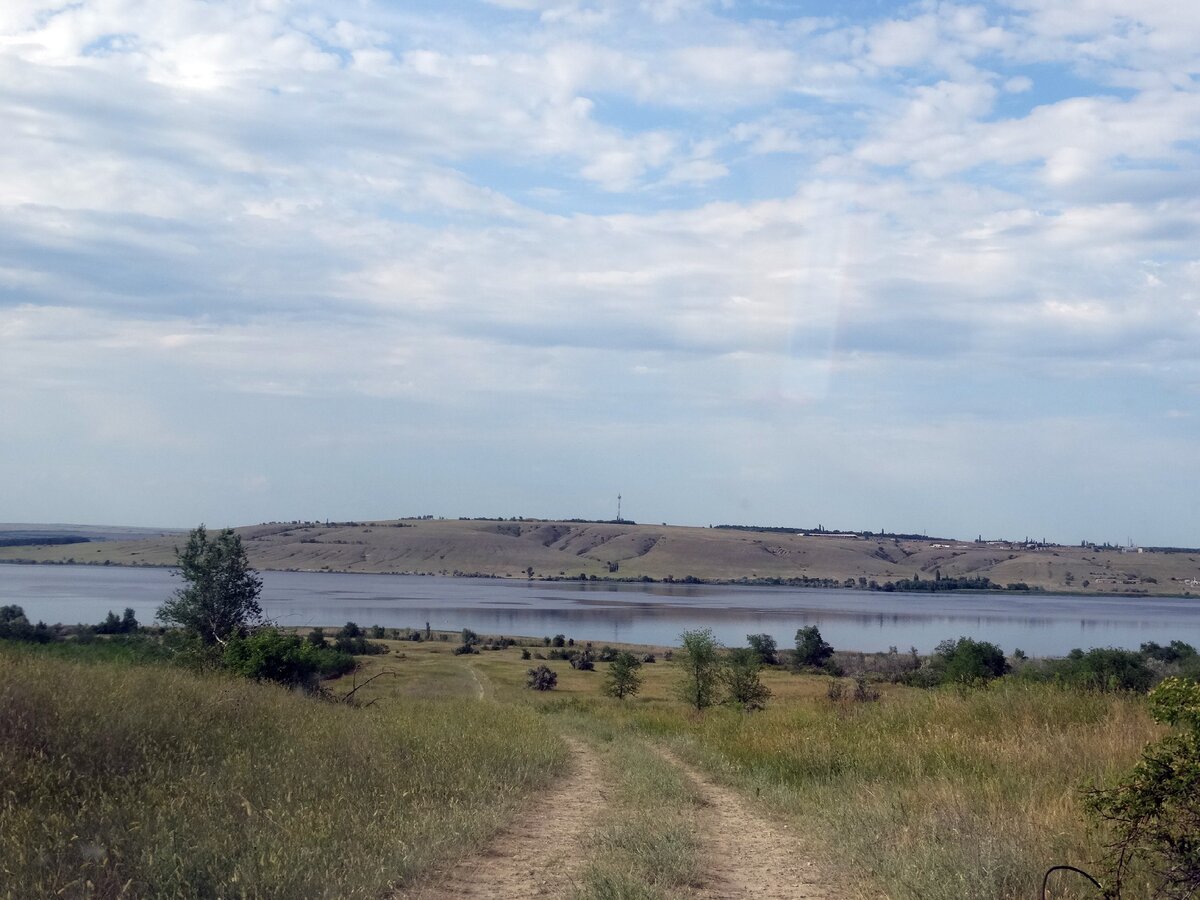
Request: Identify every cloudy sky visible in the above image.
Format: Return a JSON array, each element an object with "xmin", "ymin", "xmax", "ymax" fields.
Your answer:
[{"xmin": 1, "ymin": 0, "xmax": 1197, "ymax": 544}]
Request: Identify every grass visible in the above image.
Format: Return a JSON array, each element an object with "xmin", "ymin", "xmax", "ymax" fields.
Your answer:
[
  {"xmin": 339, "ymin": 640, "xmax": 1165, "ymax": 899},
  {"xmin": 0, "ymin": 642, "xmax": 567, "ymax": 899},
  {"xmin": 1, "ymin": 634, "xmax": 1172, "ymax": 899}
]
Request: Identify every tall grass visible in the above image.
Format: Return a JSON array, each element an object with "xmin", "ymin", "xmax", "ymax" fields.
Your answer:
[
  {"xmin": 587, "ymin": 681, "xmax": 1162, "ymax": 899},
  {"xmin": 0, "ymin": 646, "xmax": 566, "ymax": 899}
]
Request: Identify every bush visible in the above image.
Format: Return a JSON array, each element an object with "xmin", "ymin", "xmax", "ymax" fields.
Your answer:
[
  {"xmin": 526, "ymin": 665, "xmax": 557, "ymax": 691},
  {"xmin": 0, "ymin": 605, "xmax": 52, "ymax": 644},
  {"xmin": 223, "ymin": 630, "xmax": 354, "ymax": 689},
  {"xmin": 933, "ymin": 637, "xmax": 1008, "ymax": 684},
  {"xmin": 552, "ymin": 634, "xmax": 566, "ymax": 648},
  {"xmin": 1085, "ymin": 677, "xmax": 1200, "ymax": 898},
  {"xmin": 521, "ymin": 648, "xmax": 531, "ymax": 660},
  {"xmin": 96, "ymin": 608, "xmax": 139, "ymax": 635}
]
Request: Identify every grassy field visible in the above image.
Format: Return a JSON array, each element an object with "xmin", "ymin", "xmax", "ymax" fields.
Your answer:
[
  {"xmin": 345, "ymin": 638, "xmax": 1165, "ymax": 899},
  {"xmin": 0, "ymin": 634, "xmax": 1172, "ymax": 899},
  {"xmin": 3, "ymin": 517, "xmax": 1197, "ymax": 595},
  {"xmin": 0, "ymin": 643, "xmax": 566, "ymax": 900}
]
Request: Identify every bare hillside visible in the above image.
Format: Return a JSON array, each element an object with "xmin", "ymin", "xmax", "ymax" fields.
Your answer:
[{"xmin": 1, "ymin": 519, "xmax": 1198, "ymax": 596}]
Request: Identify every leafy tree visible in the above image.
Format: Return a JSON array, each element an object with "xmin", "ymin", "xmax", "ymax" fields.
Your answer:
[
  {"xmin": 795, "ymin": 625, "xmax": 834, "ymax": 669},
  {"xmin": 0, "ymin": 605, "xmax": 52, "ymax": 643},
  {"xmin": 746, "ymin": 633, "xmax": 778, "ymax": 665},
  {"xmin": 722, "ymin": 647, "xmax": 771, "ymax": 711},
  {"xmin": 1085, "ymin": 677, "xmax": 1200, "ymax": 898},
  {"xmin": 157, "ymin": 525, "xmax": 263, "ymax": 645},
  {"xmin": 933, "ymin": 637, "xmax": 1008, "ymax": 683},
  {"xmin": 96, "ymin": 608, "xmax": 139, "ymax": 635},
  {"xmin": 552, "ymin": 634, "xmax": 566, "ymax": 648},
  {"xmin": 677, "ymin": 628, "xmax": 721, "ymax": 710},
  {"xmin": 1064, "ymin": 647, "xmax": 1154, "ymax": 692},
  {"xmin": 307, "ymin": 627, "xmax": 327, "ymax": 647},
  {"xmin": 603, "ymin": 652, "xmax": 643, "ymax": 700}
]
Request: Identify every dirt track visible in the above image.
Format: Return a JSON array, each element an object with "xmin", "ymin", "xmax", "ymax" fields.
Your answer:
[{"xmin": 395, "ymin": 737, "xmax": 606, "ymax": 899}]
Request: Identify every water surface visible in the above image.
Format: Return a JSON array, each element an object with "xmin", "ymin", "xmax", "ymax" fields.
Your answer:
[{"xmin": 2, "ymin": 564, "xmax": 1198, "ymax": 655}]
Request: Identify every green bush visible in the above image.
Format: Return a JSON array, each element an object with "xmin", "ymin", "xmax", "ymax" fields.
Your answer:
[
  {"xmin": 224, "ymin": 630, "xmax": 354, "ymax": 689},
  {"xmin": 932, "ymin": 637, "xmax": 1008, "ymax": 684},
  {"xmin": 794, "ymin": 626, "xmax": 833, "ymax": 670},
  {"xmin": 1085, "ymin": 677, "xmax": 1200, "ymax": 898}
]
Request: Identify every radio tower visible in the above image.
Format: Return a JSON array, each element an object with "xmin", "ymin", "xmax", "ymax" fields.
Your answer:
[{"xmin": 617, "ymin": 493, "xmax": 622, "ymax": 522}]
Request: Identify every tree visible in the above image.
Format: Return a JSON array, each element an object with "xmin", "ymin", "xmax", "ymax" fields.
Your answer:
[
  {"xmin": 746, "ymin": 633, "xmax": 778, "ymax": 665},
  {"xmin": 604, "ymin": 652, "xmax": 643, "ymax": 699},
  {"xmin": 1084, "ymin": 677, "xmax": 1200, "ymax": 898},
  {"xmin": 795, "ymin": 626, "xmax": 834, "ymax": 670},
  {"xmin": 677, "ymin": 628, "xmax": 721, "ymax": 710},
  {"xmin": 722, "ymin": 647, "xmax": 771, "ymax": 711},
  {"xmin": 157, "ymin": 525, "xmax": 263, "ymax": 645}
]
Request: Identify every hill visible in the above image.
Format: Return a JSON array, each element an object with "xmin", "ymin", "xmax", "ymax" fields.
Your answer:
[{"xmin": 1, "ymin": 518, "xmax": 1197, "ymax": 595}]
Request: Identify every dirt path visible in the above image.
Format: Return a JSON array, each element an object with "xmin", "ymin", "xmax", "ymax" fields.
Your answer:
[
  {"xmin": 396, "ymin": 736, "xmax": 606, "ymax": 899},
  {"xmin": 661, "ymin": 748, "xmax": 840, "ymax": 900}
]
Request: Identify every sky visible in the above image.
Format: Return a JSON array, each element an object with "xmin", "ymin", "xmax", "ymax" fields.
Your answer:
[{"xmin": 0, "ymin": 0, "xmax": 1197, "ymax": 545}]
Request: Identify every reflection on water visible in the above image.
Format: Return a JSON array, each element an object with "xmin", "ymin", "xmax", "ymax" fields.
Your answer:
[{"xmin": 2, "ymin": 564, "xmax": 1198, "ymax": 655}]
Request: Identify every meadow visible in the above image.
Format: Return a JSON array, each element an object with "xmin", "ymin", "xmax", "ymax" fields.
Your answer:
[{"xmin": 0, "ymin": 631, "xmax": 1177, "ymax": 899}]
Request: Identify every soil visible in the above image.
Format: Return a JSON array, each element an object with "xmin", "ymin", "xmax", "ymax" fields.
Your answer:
[
  {"xmin": 394, "ymin": 737, "xmax": 606, "ymax": 899},
  {"xmin": 661, "ymin": 748, "xmax": 842, "ymax": 899}
]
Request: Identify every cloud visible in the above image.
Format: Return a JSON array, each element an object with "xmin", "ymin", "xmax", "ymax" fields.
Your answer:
[{"xmin": 1, "ymin": 0, "xmax": 1198, "ymax": 540}]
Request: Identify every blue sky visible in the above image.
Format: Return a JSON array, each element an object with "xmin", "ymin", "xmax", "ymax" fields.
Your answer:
[{"xmin": 1, "ymin": 0, "xmax": 1197, "ymax": 545}]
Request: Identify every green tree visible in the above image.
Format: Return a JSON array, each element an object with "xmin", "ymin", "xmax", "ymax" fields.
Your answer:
[
  {"xmin": 746, "ymin": 633, "xmax": 778, "ymax": 665},
  {"xmin": 677, "ymin": 628, "xmax": 721, "ymax": 710},
  {"xmin": 795, "ymin": 625, "xmax": 834, "ymax": 669},
  {"xmin": 156, "ymin": 525, "xmax": 262, "ymax": 645},
  {"xmin": 722, "ymin": 647, "xmax": 771, "ymax": 711},
  {"xmin": 1085, "ymin": 677, "xmax": 1200, "ymax": 898},
  {"xmin": 603, "ymin": 651, "xmax": 643, "ymax": 700}
]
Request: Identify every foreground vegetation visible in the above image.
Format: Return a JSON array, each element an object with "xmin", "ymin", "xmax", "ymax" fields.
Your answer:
[
  {"xmin": 0, "ymin": 644, "xmax": 565, "ymax": 899},
  {"xmin": 2, "ymin": 611, "xmax": 1195, "ymax": 898}
]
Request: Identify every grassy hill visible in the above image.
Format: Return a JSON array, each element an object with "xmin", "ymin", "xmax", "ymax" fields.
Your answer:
[{"xmin": 2, "ymin": 517, "xmax": 1197, "ymax": 595}]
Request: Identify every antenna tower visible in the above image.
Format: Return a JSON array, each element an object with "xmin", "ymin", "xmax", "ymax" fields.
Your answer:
[{"xmin": 617, "ymin": 493, "xmax": 622, "ymax": 522}]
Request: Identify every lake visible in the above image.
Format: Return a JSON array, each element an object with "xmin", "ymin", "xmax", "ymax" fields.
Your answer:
[{"xmin": 3, "ymin": 563, "xmax": 1199, "ymax": 655}]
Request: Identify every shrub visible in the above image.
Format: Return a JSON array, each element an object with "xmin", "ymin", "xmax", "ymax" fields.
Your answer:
[
  {"xmin": 0, "ymin": 606, "xmax": 52, "ymax": 644},
  {"xmin": 933, "ymin": 637, "xmax": 1008, "ymax": 684},
  {"xmin": 307, "ymin": 627, "xmax": 328, "ymax": 647},
  {"xmin": 520, "ymin": 648, "xmax": 531, "ymax": 660},
  {"xmin": 96, "ymin": 608, "xmax": 139, "ymax": 635},
  {"xmin": 853, "ymin": 676, "xmax": 881, "ymax": 702},
  {"xmin": 223, "ymin": 630, "xmax": 354, "ymax": 689},
  {"xmin": 552, "ymin": 634, "xmax": 566, "ymax": 648},
  {"xmin": 1084, "ymin": 677, "xmax": 1200, "ymax": 898},
  {"xmin": 526, "ymin": 665, "xmax": 558, "ymax": 691}
]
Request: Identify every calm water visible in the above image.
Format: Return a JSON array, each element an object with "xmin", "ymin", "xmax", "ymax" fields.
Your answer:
[{"xmin": 2, "ymin": 564, "xmax": 1199, "ymax": 655}]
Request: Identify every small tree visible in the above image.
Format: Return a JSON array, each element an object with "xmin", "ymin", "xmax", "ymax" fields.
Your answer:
[
  {"xmin": 157, "ymin": 525, "xmax": 262, "ymax": 645},
  {"xmin": 1084, "ymin": 677, "xmax": 1200, "ymax": 898},
  {"xmin": 746, "ymin": 633, "xmax": 778, "ymax": 665},
  {"xmin": 604, "ymin": 652, "xmax": 643, "ymax": 699},
  {"xmin": 526, "ymin": 665, "xmax": 558, "ymax": 691},
  {"xmin": 677, "ymin": 628, "xmax": 721, "ymax": 710},
  {"xmin": 723, "ymin": 647, "xmax": 771, "ymax": 710},
  {"xmin": 795, "ymin": 625, "xmax": 834, "ymax": 670}
]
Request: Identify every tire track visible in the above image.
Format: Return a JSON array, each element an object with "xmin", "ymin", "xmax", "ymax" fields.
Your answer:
[
  {"xmin": 658, "ymin": 748, "xmax": 840, "ymax": 900},
  {"xmin": 395, "ymin": 737, "xmax": 605, "ymax": 899}
]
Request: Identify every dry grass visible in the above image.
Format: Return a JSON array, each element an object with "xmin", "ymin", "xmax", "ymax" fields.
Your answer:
[
  {"xmin": 4, "ymin": 518, "xmax": 1195, "ymax": 594},
  {"xmin": 0, "ymin": 644, "xmax": 566, "ymax": 900}
]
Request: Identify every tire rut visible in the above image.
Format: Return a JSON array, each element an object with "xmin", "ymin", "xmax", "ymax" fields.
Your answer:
[
  {"xmin": 395, "ymin": 736, "xmax": 605, "ymax": 899},
  {"xmin": 660, "ymin": 748, "xmax": 840, "ymax": 900}
]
